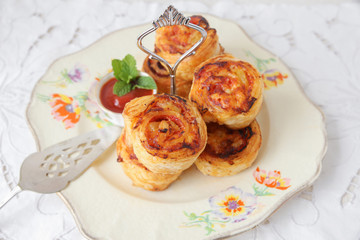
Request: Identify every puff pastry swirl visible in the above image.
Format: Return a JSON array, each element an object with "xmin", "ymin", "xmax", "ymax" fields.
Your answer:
[
  {"xmin": 195, "ymin": 120, "xmax": 262, "ymax": 177},
  {"xmin": 146, "ymin": 15, "xmax": 223, "ymax": 97},
  {"xmin": 122, "ymin": 94, "xmax": 207, "ymax": 174},
  {"xmin": 117, "ymin": 130, "xmax": 181, "ymax": 191},
  {"xmin": 189, "ymin": 54, "xmax": 263, "ymax": 129}
]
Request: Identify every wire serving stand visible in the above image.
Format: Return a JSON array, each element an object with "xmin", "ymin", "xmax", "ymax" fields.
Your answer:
[{"xmin": 137, "ymin": 5, "xmax": 207, "ymax": 95}]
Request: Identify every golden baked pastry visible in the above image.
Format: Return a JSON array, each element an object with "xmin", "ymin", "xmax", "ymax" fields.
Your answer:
[
  {"xmin": 145, "ymin": 15, "xmax": 223, "ymax": 97},
  {"xmin": 122, "ymin": 94, "xmax": 207, "ymax": 174},
  {"xmin": 116, "ymin": 130, "xmax": 181, "ymax": 191},
  {"xmin": 189, "ymin": 54, "xmax": 263, "ymax": 129},
  {"xmin": 195, "ymin": 120, "xmax": 262, "ymax": 177}
]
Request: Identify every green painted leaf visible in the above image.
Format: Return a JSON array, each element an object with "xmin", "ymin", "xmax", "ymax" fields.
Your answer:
[
  {"xmin": 205, "ymin": 226, "xmax": 215, "ymax": 235},
  {"xmin": 201, "ymin": 210, "xmax": 212, "ymax": 215},
  {"xmin": 262, "ymin": 192, "xmax": 275, "ymax": 196},
  {"xmin": 74, "ymin": 92, "xmax": 88, "ymax": 106},
  {"xmin": 36, "ymin": 94, "xmax": 51, "ymax": 102},
  {"xmin": 188, "ymin": 213, "xmax": 197, "ymax": 221}
]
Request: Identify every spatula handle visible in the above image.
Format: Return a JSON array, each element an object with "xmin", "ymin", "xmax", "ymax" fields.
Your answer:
[{"xmin": 0, "ymin": 185, "xmax": 22, "ymax": 210}]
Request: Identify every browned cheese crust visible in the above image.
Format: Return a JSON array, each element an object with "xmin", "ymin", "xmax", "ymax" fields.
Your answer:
[
  {"xmin": 116, "ymin": 130, "xmax": 181, "ymax": 191},
  {"xmin": 122, "ymin": 94, "xmax": 207, "ymax": 174},
  {"xmin": 143, "ymin": 15, "xmax": 224, "ymax": 97},
  {"xmin": 195, "ymin": 120, "xmax": 262, "ymax": 177},
  {"xmin": 189, "ymin": 54, "xmax": 263, "ymax": 129}
]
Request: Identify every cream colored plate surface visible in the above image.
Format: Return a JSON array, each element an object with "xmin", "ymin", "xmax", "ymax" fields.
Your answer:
[{"xmin": 26, "ymin": 14, "xmax": 326, "ymax": 240}]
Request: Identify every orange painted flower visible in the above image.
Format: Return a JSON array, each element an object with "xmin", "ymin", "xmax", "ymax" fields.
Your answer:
[
  {"xmin": 49, "ymin": 93, "xmax": 81, "ymax": 129},
  {"xmin": 262, "ymin": 69, "xmax": 288, "ymax": 90},
  {"xmin": 253, "ymin": 167, "xmax": 291, "ymax": 190}
]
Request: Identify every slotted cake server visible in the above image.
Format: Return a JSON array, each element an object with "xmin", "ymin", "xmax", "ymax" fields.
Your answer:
[
  {"xmin": 1, "ymin": 5, "xmax": 204, "ymax": 209},
  {"xmin": 0, "ymin": 125, "xmax": 121, "ymax": 209}
]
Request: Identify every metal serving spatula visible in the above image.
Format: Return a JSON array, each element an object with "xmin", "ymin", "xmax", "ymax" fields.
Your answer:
[{"xmin": 0, "ymin": 125, "xmax": 121, "ymax": 209}]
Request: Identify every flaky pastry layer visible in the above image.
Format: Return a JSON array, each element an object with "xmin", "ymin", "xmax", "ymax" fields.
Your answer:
[
  {"xmin": 149, "ymin": 15, "xmax": 223, "ymax": 96},
  {"xmin": 116, "ymin": 130, "xmax": 181, "ymax": 191},
  {"xmin": 195, "ymin": 120, "xmax": 262, "ymax": 177},
  {"xmin": 122, "ymin": 94, "xmax": 207, "ymax": 174},
  {"xmin": 189, "ymin": 54, "xmax": 263, "ymax": 129}
]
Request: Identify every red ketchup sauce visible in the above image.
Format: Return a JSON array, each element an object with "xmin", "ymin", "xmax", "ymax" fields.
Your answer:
[{"xmin": 100, "ymin": 78, "xmax": 153, "ymax": 113}]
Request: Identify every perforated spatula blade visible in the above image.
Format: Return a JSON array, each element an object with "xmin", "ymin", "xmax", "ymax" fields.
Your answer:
[{"xmin": 0, "ymin": 125, "xmax": 121, "ymax": 209}]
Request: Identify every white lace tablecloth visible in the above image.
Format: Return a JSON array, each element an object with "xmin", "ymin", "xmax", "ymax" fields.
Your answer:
[{"xmin": 1, "ymin": 1, "xmax": 360, "ymax": 239}]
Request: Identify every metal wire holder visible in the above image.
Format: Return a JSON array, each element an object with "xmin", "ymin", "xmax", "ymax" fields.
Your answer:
[{"xmin": 137, "ymin": 5, "xmax": 207, "ymax": 95}]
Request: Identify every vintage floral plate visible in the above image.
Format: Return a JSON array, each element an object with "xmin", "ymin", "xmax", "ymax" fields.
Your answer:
[{"xmin": 26, "ymin": 14, "xmax": 327, "ymax": 240}]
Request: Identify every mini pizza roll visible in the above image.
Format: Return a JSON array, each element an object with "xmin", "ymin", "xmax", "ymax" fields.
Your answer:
[
  {"xmin": 144, "ymin": 15, "xmax": 223, "ymax": 97},
  {"xmin": 122, "ymin": 94, "xmax": 207, "ymax": 174},
  {"xmin": 189, "ymin": 54, "xmax": 263, "ymax": 129},
  {"xmin": 195, "ymin": 120, "xmax": 262, "ymax": 177},
  {"xmin": 116, "ymin": 130, "xmax": 181, "ymax": 191}
]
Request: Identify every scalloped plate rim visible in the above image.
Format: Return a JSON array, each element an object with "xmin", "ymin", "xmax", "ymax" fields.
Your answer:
[{"xmin": 25, "ymin": 13, "xmax": 327, "ymax": 240}]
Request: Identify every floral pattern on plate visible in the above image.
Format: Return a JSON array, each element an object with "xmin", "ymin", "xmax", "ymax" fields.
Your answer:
[
  {"xmin": 37, "ymin": 65, "xmax": 112, "ymax": 129},
  {"xmin": 41, "ymin": 64, "xmax": 90, "ymax": 88},
  {"xmin": 245, "ymin": 50, "xmax": 288, "ymax": 89},
  {"xmin": 182, "ymin": 167, "xmax": 292, "ymax": 235},
  {"xmin": 37, "ymin": 91, "xmax": 112, "ymax": 129},
  {"xmin": 182, "ymin": 187, "xmax": 256, "ymax": 235},
  {"xmin": 25, "ymin": 14, "xmax": 326, "ymax": 240},
  {"xmin": 37, "ymin": 93, "xmax": 81, "ymax": 129},
  {"xmin": 253, "ymin": 167, "xmax": 291, "ymax": 196}
]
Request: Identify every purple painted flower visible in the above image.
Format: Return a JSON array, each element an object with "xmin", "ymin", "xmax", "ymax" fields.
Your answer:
[
  {"xmin": 209, "ymin": 186, "xmax": 257, "ymax": 222},
  {"xmin": 68, "ymin": 68, "xmax": 82, "ymax": 82},
  {"xmin": 62, "ymin": 64, "xmax": 89, "ymax": 83}
]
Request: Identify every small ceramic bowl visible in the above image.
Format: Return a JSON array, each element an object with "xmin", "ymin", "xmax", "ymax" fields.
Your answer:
[{"xmin": 95, "ymin": 71, "xmax": 157, "ymax": 126}]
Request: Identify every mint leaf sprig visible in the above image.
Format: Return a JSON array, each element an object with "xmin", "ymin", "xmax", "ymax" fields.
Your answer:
[{"xmin": 112, "ymin": 54, "xmax": 157, "ymax": 96}]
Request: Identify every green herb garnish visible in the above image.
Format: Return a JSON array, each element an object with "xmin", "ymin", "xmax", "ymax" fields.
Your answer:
[{"xmin": 112, "ymin": 54, "xmax": 157, "ymax": 96}]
